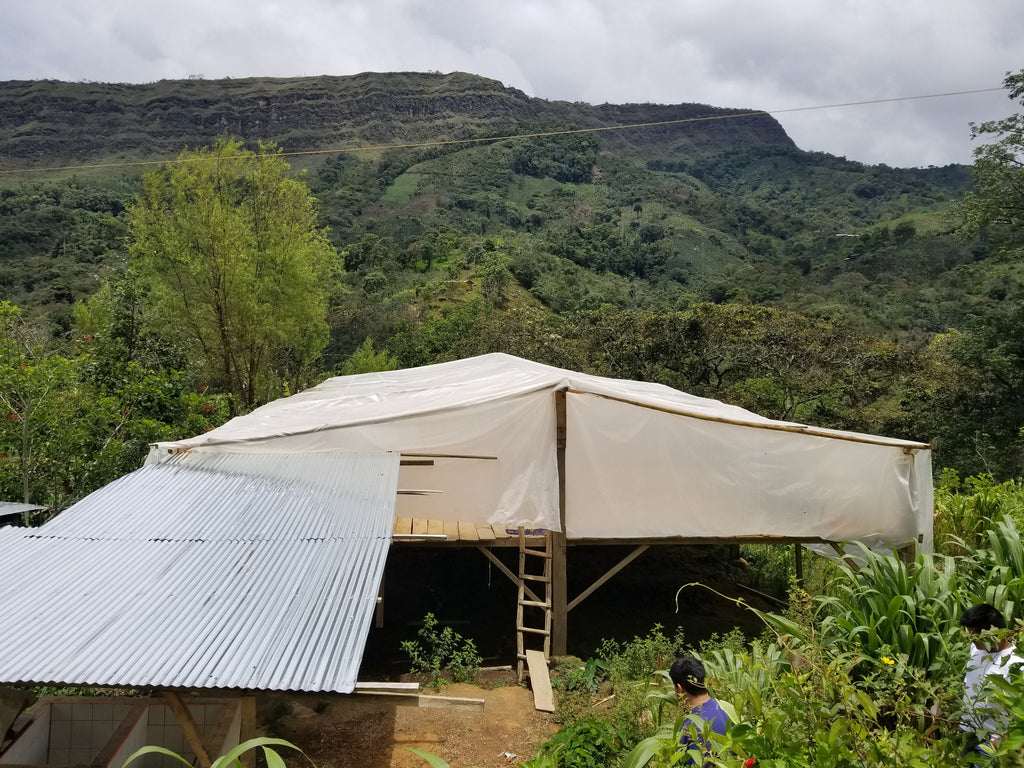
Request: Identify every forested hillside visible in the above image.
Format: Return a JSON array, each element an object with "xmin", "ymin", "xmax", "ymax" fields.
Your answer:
[{"xmin": 1, "ymin": 70, "xmax": 1022, "ymax": 511}]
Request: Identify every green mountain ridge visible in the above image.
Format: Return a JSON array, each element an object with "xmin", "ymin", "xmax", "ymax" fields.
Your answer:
[
  {"xmin": 0, "ymin": 71, "xmax": 979, "ymax": 339},
  {"xmin": 0, "ymin": 71, "xmax": 793, "ymax": 169}
]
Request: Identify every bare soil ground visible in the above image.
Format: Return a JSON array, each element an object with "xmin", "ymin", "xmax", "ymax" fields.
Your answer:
[{"xmin": 265, "ymin": 673, "xmax": 559, "ymax": 768}]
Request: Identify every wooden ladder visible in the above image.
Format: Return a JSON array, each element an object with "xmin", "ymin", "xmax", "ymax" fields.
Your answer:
[{"xmin": 516, "ymin": 527, "xmax": 553, "ymax": 682}]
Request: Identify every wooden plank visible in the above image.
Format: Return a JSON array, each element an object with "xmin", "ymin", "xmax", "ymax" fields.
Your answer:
[
  {"xmin": 526, "ymin": 650, "xmax": 555, "ymax": 712},
  {"xmin": 427, "ymin": 519, "xmax": 445, "ymax": 536},
  {"xmin": 491, "ymin": 526, "xmax": 511, "ymax": 539},
  {"xmin": 458, "ymin": 522, "xmax": 479, "ymax": 541},
  {"xmin": 400, "ymin": 453, "xmax": 498, "ymax": 460},
  {"xmin": 239, "ymin": 697, "xmax": 256, "ymax": 768},
  {"xmin": 476, "ymin": 524, "xmax": 496, "ymax": 541},
  {"xmin": 355, "ymin": 682, "xmax": 420, "ymax": 691},
  {"xmin": 393, "ymin": 517, "xmax": 413, "ymax": 535},
  {"xmin": 163, "ymin": 691, "xmax": 213, "ymax": 768},
  {"xmin": 412, "ymin": 518, "xmax": 429, "ymax": 535},
  {"xmin": 354, "ymin": 691, "xmax": 484, "ymax": 710},
  {"xmin": 443, "ymin": 520, "xmax": 459, "ymax": 540}
]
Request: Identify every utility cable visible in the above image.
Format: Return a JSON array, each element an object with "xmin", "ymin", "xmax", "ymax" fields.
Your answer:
[{"xmin": 0, "ymin": 85, "xmax": 1006, "ymax": 176}]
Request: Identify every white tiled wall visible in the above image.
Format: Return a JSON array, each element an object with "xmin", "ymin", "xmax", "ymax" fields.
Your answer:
[{"xmin": 0, "ymin": 698, "xmax": 229, "ymax": 768}]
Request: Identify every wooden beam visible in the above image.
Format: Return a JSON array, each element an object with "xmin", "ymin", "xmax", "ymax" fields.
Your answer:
[
  {"xmin": 566, "ymin": 388, "xmax": 931, "ymax": 451},
  {"xmin": 794, "ymin": 543, "xmax": 804, "ymax": 587},
  {"xmin": 400, "ymin": 453, "xmax": 498, "ymax": 460},
  {"xmin": 240, "ymin": 697, "xmax": 257, "ymax": 768},
  {"xmin": 476, "ymin": 546, "xmax": 542, "ymax": 603},
  {"xmin": 567, "ymin": 545, "xmax": 650, "ymax": 612},
  {"xmin": 163, "ymin": 691, "xmax": 213, "ymax": 768},
  {"xmin": 355, "ymin": 682, "xmax": 421, "ymax": 691},
  {"xmin": 551, "ymin": 388, "xmax": 569, "ymax": 656},
  {"xmin": 353, "ymin": 691, "xmax": 484, "ymax": 710}
]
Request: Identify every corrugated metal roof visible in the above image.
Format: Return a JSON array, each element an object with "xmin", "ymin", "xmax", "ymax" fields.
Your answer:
[
  {"xmin": 0, "ymin": 501, "xmax": 46, "ymax": 517},
  {"xmin": 0, "ymin": 451, "xmax": 399, "ymax": 693}
]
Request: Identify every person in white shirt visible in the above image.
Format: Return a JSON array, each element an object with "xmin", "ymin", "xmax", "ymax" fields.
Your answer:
[{"xmin": 960, "ymin": 603, "xmax": 1024, "ymax": 762}]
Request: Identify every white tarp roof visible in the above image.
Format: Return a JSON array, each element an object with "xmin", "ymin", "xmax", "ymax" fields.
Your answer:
[{"xmin": 151, "ymin": 353, "xmax": 933, "ymax": 551}]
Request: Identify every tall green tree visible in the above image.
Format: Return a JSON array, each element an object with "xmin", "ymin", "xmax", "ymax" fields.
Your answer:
[
  {"xmin": 956, "ymin": 69, "xmax": 1024, "ymax": 255},
  {"xmin": 127, "ymin": 137, "xmax": 338, "ymax": 410}
]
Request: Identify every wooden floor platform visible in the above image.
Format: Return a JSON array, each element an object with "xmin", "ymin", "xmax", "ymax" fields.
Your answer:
[{"xmin": 391, "ymin": 518, "xmax": 548, "ymax": 545}]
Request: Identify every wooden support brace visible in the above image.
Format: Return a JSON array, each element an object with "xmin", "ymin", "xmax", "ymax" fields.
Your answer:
[
  {"xmin": 794, "ymin": 543, "xmax": 804, "ymax": 587},
  {"xmin": 163, "ymin": 691, "xmax": 213, "ymax": 768},
  {"xmin": 567, "ymin": 545, "xmax": 650, "ymax": 613},
  {"xmin": 477, "ymin": 546, "xmax": 543, "ymax": 603},
  {"xmin": 239, "ymin": 696, "xmax": 257, "ymax": 768}
]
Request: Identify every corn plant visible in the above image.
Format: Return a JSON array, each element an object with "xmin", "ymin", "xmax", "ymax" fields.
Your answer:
[
  {"xmin": 958, "ymin": 516, "xmax": 1024, "ymax": 625},
  {"xmin": 815, "ymin": 545, "xmax": 964, "ymax": 674},
  {"xmin": 122, "ymin": 737, "xmax": 307, "ymax": 768}
]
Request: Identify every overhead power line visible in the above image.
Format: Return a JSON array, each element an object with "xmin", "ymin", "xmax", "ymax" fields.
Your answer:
[{"xmin": 0, "ymin": 86, "xmax": 1006, "ymax": 176}]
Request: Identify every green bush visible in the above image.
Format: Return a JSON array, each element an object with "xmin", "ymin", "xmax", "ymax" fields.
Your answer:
[
  {"xmin": 400, "ymin": 612, "xmax": 482, "ymax": 686},
  {"xmin": 598, "ymin": 624, "xmax": 687, "ymax": 685},
  {"xmin": 537, "ymin": 716, "xmax": 623, "ymax": 768}
]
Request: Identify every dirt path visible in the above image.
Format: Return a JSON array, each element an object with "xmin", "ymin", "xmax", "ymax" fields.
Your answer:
[{"xmin": 267, "ymin": 682, "xmax": 559, "ymax": 768}]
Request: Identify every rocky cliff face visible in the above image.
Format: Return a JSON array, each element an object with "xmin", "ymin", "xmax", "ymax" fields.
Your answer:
[{"xmin": 0, "ymin": 71, "xmax": 794, "ymax": 168}]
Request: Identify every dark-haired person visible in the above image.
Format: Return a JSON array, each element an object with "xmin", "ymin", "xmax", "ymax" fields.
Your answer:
[
  {"xmin": 669, "ymin": 656, "xmax": 729, "ymax": 765},
  {"xmin": 960, "ymin": 603, "xmax": 1024, "ymax": 761}
]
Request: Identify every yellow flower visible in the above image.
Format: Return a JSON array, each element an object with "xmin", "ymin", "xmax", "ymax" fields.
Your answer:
[{"xmin": 881, "ymin": 656, "xmax": 895, "ymax": 665}]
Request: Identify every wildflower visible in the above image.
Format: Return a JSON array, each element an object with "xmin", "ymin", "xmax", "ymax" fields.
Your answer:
[
  {"xmin": 84, "ymin": 335, "xmax": 93, "ymax": 342},
  {"xmin": 199, "ymin": 385, "xmax": 208, "ymax": 392},
  {"xmin": 881, "ymin": 656, "xmax": 895, "ymax": 665},
  {"xmin": 124, "ymin": 408, "xmax": 131, "ymax": 414},
  {"xmin": 202, "ymin": 404, "xmax": 213, "ymax": 412},
  {"xmin": 8, "ymin": 413, "xmax": 19, "ymax": 420},
  {"xmin": 744, "ymin": 759, "xmax": 757, "ymax": 767}
]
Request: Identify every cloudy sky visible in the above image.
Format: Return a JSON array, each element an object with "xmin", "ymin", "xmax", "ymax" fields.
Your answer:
[{"xmin": 2, "ymin": 0, "xmax": 1021, "ymax": 168}]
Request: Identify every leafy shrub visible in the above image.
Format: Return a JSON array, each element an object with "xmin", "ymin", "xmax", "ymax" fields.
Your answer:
[
  {"xmin": 934, "ymin": 473, "xmax": 1024, "ymax": 553},
  {"xmin": 400, "ymin": 612, "xmax": 482, "ymax": 686},
  {"xmin": 537, "ymin": 716, "xmax": 623, "ymax": 768},
  {"xmin": 598, "ymin": 624, "xmax": 687, "ymax": 685},
  {"xmin": 551, "ymin": 656, "xmax": 610, "ymax": 694}
]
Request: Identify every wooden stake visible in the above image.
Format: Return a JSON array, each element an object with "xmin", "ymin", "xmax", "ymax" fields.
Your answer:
[{"xmin": 163, "ymin": 691, "xmax": 213, "ymax": 768}]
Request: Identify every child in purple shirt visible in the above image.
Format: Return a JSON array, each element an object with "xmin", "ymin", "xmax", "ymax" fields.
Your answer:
[{"xmin": 670, "ymin": 656, "xmax": 730, "ymax": 766}]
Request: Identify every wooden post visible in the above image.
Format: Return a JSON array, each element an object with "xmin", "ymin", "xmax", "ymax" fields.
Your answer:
[
  {"xmin": 163, "ymin": 691, "xmax": 213, "ymax": 768},
  {"xmin": 239, "ymin": 695, "xmax": 257, "ymax": 768},
  {"xmin": 551, "ymin": 388, "xmax": 569, "ymax": 656},
  {"xmin": 794, "ymin": 543, "xmax": 804, "ymax": 587}
]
